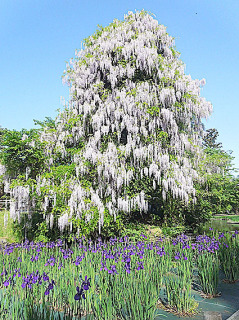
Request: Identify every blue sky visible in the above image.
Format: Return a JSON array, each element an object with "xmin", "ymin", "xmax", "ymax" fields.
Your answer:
[{"xmin": 1, "ymin": 0, "xmax": 239, "ymax": 171}]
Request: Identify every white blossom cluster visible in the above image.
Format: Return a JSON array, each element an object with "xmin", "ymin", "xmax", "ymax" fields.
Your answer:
[
  {"xmin": 0, "ymin": 164, "xmax": 6, "ymax": 176},
  {"xmin": 9, "ymin": 186, "xmax": 30, "ymax": 223},
  {"xmin": 0, "ymin": 164, "xmax": 11, "ymax": 212},
  {"xmin": 9, "ymin": 10, "xmax": 213, "ymax": 234},
  {"xmin": 58, "ymin": 212, "xmax": 69, "ymax": 232}
]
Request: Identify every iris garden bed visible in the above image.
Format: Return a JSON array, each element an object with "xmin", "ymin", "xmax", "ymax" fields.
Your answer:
[{"xmin": 0, "ymin": 230, "xmax": 239, "ymax": 320}]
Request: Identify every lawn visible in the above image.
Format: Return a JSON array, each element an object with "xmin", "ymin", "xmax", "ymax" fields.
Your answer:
[
  {"xmin": 215, "ymin": 215, "xmax": 239, "ymax": 223},
  {"xmin": 0, "ymin": 210, "xmax": 18, "ymax": 243}
]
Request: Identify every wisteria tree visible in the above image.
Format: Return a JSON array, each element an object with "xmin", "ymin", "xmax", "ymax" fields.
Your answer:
[{"xmin": 4, "ymin": 9, "xmax": 213, "ymax": 241}]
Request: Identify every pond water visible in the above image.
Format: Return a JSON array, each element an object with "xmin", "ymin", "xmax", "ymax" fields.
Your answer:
[{"xmin": 198, "ymin": 218, "xmax": 239, "ymax": 234}]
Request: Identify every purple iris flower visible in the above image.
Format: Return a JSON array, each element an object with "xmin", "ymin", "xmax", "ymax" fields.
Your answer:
[
  {"xmin": 174, "ymin": 252, "xmax": 180, "ymax": 260},
  {"xmin": 74, "ymin": 286, "xmax": 85, "ymax": 300},
  {"xmin": 146, "ymin": 243, "xmax": 153, "ymax": 250},
  {"xmin": 45, "ymin": 256, "xmax": 56, "ymax": 267},
  {"xmin": 108, "ymin": 265, "xmax": 118, "ymax": 274},
  {"xmin": 44, "ymin": 279, "xmax": 55, "ymax": 295},
  {"xmin": 136, "ymin": 261, "xmax": 144, "ymax": 270},
  {"xmin": 32, "ymin": 277, "xmax": 38, "ymax": 284},
  {"xmin": 43, "ymin": 273, "xmax": 49, "ymax": 281},
  {"xmin": 140, "ymin": 233, "xmax": 147, "ymax": 239},
  {"xmin": 232, "ymin": 230, "xmax": 239, "ymax": 238},
  {"xmin": 48, "ymin": 280, "xmax": 55, "ymax": 290},
  {"xmin": 138, "ymin": 251, "xmax": 144, "ymax": 259},
  {"xmin": 1, "ymin": 270, "xmax": 7, "ymax": 276},
  {"xmin": 61, "ymin": 248, "xmax": 73, "ymax": 259},
  {"xmin": 125, "ymin": 256, "xmax": 131, "ymax": 263},
  {"xmin": 82, "ymin": 276, "xmax": 91, "ymax": 290},
  {"xmin": 44, "ymin": 289, "xmax": 50, "ymax": 296},
  {"xmin": 183, "ymin": 244, "xmax": 190, "ymax": 249},
  {"xmin": 56, "ymin": 239, "xmax": 63, "ymax": 247},
  {"xmin": 58, "ymin": 263, "xmax": 63, "ymax": 270},
  {"xmin": 125, "ymin": 262, "xmax": 131, "ymax": 273},
  {"xmin": 73, "ymin": 254, "xmax": 85, "ymax": 266},
  {"xmin": 99, "ymin": 261, "xmax": 107, "ymax": 271},
  {"xmin": 3, "ymin": 279, "xmax": 10, "ymax": 287},
  {"xmin": 30, "ymin": 253, "xmax": 40, "ymax": 262},
  {"xmin": 74, "ymin": 276, "xmax": 91, "ymax": 301}
]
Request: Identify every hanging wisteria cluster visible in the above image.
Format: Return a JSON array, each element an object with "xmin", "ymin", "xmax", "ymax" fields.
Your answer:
[
  {"xmin": 8, "ymin": 9, "xmax": 213, "ymax": 235},
  {"xmin": 0, "ymin": 164, "xmax": 6, "ymax": 177},
  {"xmin": 9, "ymin": 186, "xmax": 30, "ymax": 223}
]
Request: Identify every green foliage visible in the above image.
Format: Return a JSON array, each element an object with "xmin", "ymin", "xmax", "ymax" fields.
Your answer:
[
  {"xmin": 199, "ymin": 139, "xmax": 238, "ymax": 215},
  {"xmin": 161, "ymin": 225, "xmax": 187, "ymax": 237},
  {"xmin": 33, "ymin": 117, "xmax": 56, "ymax": 129},
  {"xmin": 51, "ymin": 164, "xmax": 76, "ymax": 182},
  {"xmin": 11, "ymin": 210, "xmax": 46, "ymax": 242},
  {"xmin": 0, "ymin": 128, "xmax": 45, "ymax": 179},
  {"xmin": 218, "ymin": 233, "xmax": 239, "ymax": 282},
  {"xmin": 183, "ymin": 130, "xmax": 239, "ymax": 228},
  {"xmin": 34, "ymin": 221, "xmax": 50, "ymax": 243}
]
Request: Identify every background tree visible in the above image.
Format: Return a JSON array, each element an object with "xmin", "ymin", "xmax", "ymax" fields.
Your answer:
[
  {"xmin": 0, "ymin": 128, "xmax": 45, "ymax": 179},
  {"xmin": 181, "ymin": 128, "xmax": 239, "ymax": 229},
  {"xmin": 203, "ymin": 128, "xmax": 222, "ymax": 149}
]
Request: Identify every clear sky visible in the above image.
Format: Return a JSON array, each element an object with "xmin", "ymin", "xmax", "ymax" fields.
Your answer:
[{"xmin": 1, "ymin": 0, "xmax": 239, "ymax": 171}]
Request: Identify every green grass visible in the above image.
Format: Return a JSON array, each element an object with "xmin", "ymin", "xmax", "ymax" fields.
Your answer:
[
  {"xmin": 0, "ymin": 210, "xmax": 19, "ymax": 243},
  {"xmin": 216, "ymin": 215, "xmax": 239, "ymax": 223}
]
